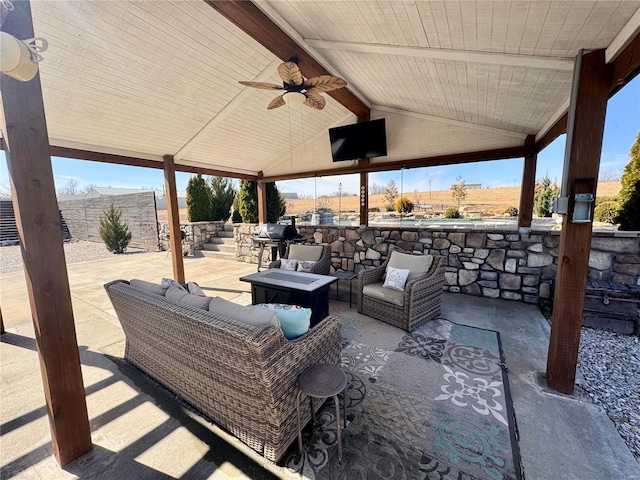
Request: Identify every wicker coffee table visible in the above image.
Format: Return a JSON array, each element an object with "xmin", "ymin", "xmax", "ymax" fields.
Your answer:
[{"xmin": 296, "ymin": 364, "xmax": 347, "ymax": 462}]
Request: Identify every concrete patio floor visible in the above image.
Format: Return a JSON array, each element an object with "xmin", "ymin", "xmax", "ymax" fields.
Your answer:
[{"xmin": 1, "ymin": 251, "xmax": 638, "ymax": 479}]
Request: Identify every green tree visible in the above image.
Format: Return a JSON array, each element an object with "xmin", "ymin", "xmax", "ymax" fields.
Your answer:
[
  {"xmin": 231, "ymin": 193, "xmax": 243, "ymax": 223},
  {"xmin": 615, "ymin": 178, "xmax": 640, "ymax": 230},
  {"xmin": 237, "ymin": 180, "xmax": 286, "ymax": 223},
  {"xmin": 99, "ymin": 203, "xmax": 132, "ymax": 254},
  {"xmin": 186, "ymin": 174, "xmax": 212, "ymax": 222},
  {"xmin": 533, "ymin": 175, "xmax": 560, "ymax": 217},
  {"xmin": 209, "ymin": 176, "xmax": 236, "ymax": 221},
  {"xmin": 450, "ymin": 176, "xmax": 467, "ymax": 206},
  {"xmin": 395, "ymin": 196, "xmax": 414, "ymax": 214},
  {"xmin": 384, "ymin": 180, "xmax": 399, "ymax": 211},
  {"xmin": 619, "ymin": 131, "xmax": 640, "ymax": 204}
]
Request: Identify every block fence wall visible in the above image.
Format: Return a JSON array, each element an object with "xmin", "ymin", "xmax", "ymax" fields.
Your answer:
[
  {"xmin": 59, "ymin": 192, "xmax": 159, "ymax": 250},
  {"xmin": 234, "ymin": 224, "xmax": 640, "ymax": 305}
]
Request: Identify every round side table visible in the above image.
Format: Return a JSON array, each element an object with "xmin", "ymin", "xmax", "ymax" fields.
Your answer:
[{"xmin": 296, "ymin": 363, "xmax": 347, "ymax": 462}]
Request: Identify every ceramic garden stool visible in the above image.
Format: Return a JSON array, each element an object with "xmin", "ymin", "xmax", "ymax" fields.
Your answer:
[{"xmin": 296, "ymin": 363, "xmax": 348, "ymax": 462}]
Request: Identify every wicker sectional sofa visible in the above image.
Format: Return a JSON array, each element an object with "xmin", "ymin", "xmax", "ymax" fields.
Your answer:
[{"xmin": 104, "ymin": 279, "xmax": 342, "ymax": 462}]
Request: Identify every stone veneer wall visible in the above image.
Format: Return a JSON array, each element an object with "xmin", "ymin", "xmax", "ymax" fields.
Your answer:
[
  {"xmin": 158, "ymin": 221, "xmax": 226, "ymax": 252},
  {"xmin": 234, "ymin": 224, "xmax": 640, "ymax": 305}
]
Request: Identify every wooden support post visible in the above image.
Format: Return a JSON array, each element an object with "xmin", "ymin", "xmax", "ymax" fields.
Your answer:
[
  {"xmin": 546, "ymin": 50, "xmax": 611, "ymax": 394},
  {"xmin": 0, "ymin": 0, "xmax": 92, "ymax": 465},
  {"xmin": 257, "ymin": 181, "xmax": 267, "ymax": 224},
  {"xmin": 518, "ymin": 135, "xmax": 537, "ymax": 229},
  {"xmin": 359, "ymin": 165, "xmax": 369, "ymax": 227},
  {"xmin": 163, "ymin": 155, "xmax": 185, "ymax": 284}
]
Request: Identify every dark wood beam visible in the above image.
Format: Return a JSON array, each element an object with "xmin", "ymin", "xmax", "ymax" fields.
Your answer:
[
  {"xmin": 260, "ymin": 144, "xmax": 534, "ymax": 183},
  {"xmin": 610, "ymin": 31, "xmax": 640, "ymax": 96},
  {"xmin": 44, "ymin": 144, "xmax": 258, "ymax": 180},
  {"xmin": 546, "ymin": 50, "xmax": 611, "ymax": 394},
  {"xmin": 518, "ymin": 135, "xmax": 537, "ymax": 229},
  {"xmin": 163, "ymin": 155, "xmax": 185, "ymax": 284},
  {"xmin": 0, "ymin": 0, "xmax": 92, "ymax": 465},
  {"xmin": 536, "ymin": 113, "xmax": 568, "ymax": 152},
  {"xmin": 205, "ymin": 0, "xmax": 369, "ymax": 118}
]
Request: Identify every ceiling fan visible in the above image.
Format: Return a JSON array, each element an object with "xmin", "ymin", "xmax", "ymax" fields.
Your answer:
[{"xmin": 239, "ymin": 58, "xmax": 347, "ymax": 110}]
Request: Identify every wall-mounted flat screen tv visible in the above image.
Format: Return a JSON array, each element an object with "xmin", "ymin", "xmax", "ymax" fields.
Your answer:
[{"xmin": 329, "ymin": 118, "xmax": 387, "ymax": 162}]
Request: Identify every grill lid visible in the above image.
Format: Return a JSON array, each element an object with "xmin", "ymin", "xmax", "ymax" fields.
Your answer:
[{"xmin": 254, "ymin": 223, "xmax": 298, "ymax": 239}]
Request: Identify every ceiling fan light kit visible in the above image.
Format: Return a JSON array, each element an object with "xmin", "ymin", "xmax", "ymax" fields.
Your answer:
[
  {"xmin": 283, "ymin": 91, "xmax": 306, "ymax": 108},
  {"xmin": 239, "ymin": 58, "xmax": 347, "ymax": 111}
]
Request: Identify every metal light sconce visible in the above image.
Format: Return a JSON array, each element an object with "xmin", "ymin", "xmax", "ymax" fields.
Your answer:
[{"xmin": 0, "ymin": 31, "xmax": 48, "ymax": 81}]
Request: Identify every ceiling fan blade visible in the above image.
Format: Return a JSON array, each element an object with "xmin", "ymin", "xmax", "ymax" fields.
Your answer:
[
  {"xmin": 278, "ymin": 61, "xmax": 303, "ymax": 86},
  {"xmin": 303, "ymin": 75, "xmax": 347, "ymax": 93},
  {"xmin": 239, "ymin": 81, "xmax": 284, "ymax": 90},
  {"xmin": 267, "ymin": 94, "xmax": 286, "ymax": 110},
  {"xmin": 303, "ymin": 91, "xmax": 326, "ymax": 110}
]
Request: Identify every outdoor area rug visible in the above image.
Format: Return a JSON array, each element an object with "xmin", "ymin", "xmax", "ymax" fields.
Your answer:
[{"xmin": 282, "ymin": 310, "xmax": 522, "ymax": 480}]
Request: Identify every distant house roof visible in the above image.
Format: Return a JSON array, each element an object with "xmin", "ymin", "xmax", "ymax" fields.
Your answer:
[
  {"xmin": 84, "ymin": 187, "xmax": 187, "ymax": 198},
  {"xmin": 57, "ymin": 193, "xmax": 86, "ymax": 202},
  {"xmin": 282, "ymin": 192, "xmax": 299, "ymax": 200}
]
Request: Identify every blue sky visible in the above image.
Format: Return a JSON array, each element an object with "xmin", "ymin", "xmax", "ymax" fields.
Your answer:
[{"xmin": 1, "ymin": 76, "xmax": 638, "ymax": 198}]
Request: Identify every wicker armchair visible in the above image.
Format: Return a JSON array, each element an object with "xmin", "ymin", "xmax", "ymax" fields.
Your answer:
[
  {"xmin": 269, "ymin": 243, "xmax": 331, "ymax": 275},
  {"xmin": 357, "ymin": 252, "xmax": 446, "ymax": 332}
]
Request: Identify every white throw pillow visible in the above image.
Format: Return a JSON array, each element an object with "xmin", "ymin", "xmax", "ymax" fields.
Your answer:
[
  {"xmin": 296, "ymin": 260, "xmax": 317, "ymax": 273},
  {"xmin": 280, "ymin": 259, "xmax": 298, "ymax": 271},
  {"xmin": 382, "ymin": 266, "xmax": 410, "ymax": 291}
]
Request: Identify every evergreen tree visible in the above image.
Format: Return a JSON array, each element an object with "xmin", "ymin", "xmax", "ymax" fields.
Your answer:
[
  {"xmin": 99, "ymin": 203, "xmax": 132, "ymax": 254},
  {"xmin": 186, "ymin": 174, "xmax": 212, "ymax": 222},
  {"xmin": 618, "ymin": 131, "xmax": 640, "ymax": 204},
  {"xmin": 236, "ymin": 180, "xmax": 286, "ymax": 223},
  {"xmin": 231, "ymin": 193, "xmax": 243, "ymax": 223},
  {"xmin": 615, "ymin": 178, "xmax": 640, "ymax": 230},
  {"xmin": 533, "ymin": 175, "xmax": 560, "ymax": 217},
  {"xmin": 209, "ymin": 176, "xmax": 236, "ymax": 221}
]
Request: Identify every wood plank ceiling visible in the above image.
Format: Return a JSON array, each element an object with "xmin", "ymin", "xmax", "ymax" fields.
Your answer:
[{"xmin": 18, "ymin": 0, "xmax": 640, "ymax": 179}]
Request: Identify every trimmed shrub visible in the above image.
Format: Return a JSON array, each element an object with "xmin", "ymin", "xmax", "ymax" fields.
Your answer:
[
  {"xmin": 593, "ymin": 201, "xmax": 619, "ymax": 224},
  {"xmin": 395, "ymin": 196, "xmax": 414, "ymax": 214},
  {"xmin": 237, "ymin": 180, "xmax": 286, "ymax": 223},
  {"xmin": 533, "ymin": 175, "xmax": 560, "ymax": 217},
  {"xmin": 444, "ymin": 207, "xmax": 461, "ymax": 218},
  {"xmin": 99, "ymin": 203, "xmax": 132, "ymax": 254},
  {"xmin": 505, "ymin": 206, "xmax": 518, "ymax": 217},
  {"xmin": 209, "ymin": 176, "xmax": 236, "ymax": 221}
]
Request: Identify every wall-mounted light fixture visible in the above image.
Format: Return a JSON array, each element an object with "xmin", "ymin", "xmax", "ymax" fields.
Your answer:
[{"xmin": 0, "ymin": 31, "xmax": 48, "ymax": 81}]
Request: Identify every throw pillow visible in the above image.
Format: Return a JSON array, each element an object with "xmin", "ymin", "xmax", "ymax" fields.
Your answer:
[
  {"xmin": 383, "ymin": 251, "xmax": 434, "ymax": 282},
  {"xmin": 208, "ymin": 297, "xmax": 279, "ymax": 327},
  {"xmin": 165, "ymin": 286, "xmax": 211, "ymax": 310},
  {"xmin": 382, "ymin": 266, "xmax": 410, "ymax": 291},
  {"xmin": 280, "ymin": 259, "xmax": 298, "ymax": 271},
  {"xmin": 187, "ymin": 281, "xmax": 205, "ymax": 296},
  {"xmin": 296, "ymin": 260, "xmax": 316, "ymax": 273},
  {"xmin": 255, "ymin": 303, "xmax": 311, "ymax": 340},
  {"xmin": 162, "ymin": 278, "xmax": 187, "ymax": 291},
  {"xmin": 130, "ymin": 279, "xmax": 169, "ymax": 296}
]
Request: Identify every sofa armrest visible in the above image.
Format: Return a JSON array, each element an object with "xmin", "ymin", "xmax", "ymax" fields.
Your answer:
[
  {"xmin": 404, "ymin": 255, "xmax": 447, "ymax": 300},
  {"xmin": 358, "ymin": 263, "xmax": 385, "ymax": 289},
  {"xmin": 310, "ymin": 255, "xmax": 331, "ymax": 275}
]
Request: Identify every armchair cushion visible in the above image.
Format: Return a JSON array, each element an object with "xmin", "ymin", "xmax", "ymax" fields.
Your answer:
[
  {"xmin": 288, "ymin": 244, "xmax": 323, "ymax": 262},
  {"xmin": 363, "ymin": 282, "xmax": 405, "ymax": 306},
  {"xmin": 385, "ymin": 251, "xmax": 434, "ymax": 282},
  {"xmin": 383, "ymin": 267, "xmax": 410, "ymax": 291},
  {"xmin": 280, "ymin": 258, "xmax": 298, "ymax": 271}
]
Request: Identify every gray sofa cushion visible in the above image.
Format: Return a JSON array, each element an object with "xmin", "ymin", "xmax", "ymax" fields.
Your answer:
[
  {"xmin": 362, "ymin": 282, "xmax": 405, "ymax": 306},
  {"xmin": 209, "ymin": 297, "xmax": 279, "ymax": 327},
  {"xmin": 130, "ymin": 279, "xmax": 169, "ymax": 296},
  {"xmin": 288, "ymin": 244, "xmax": 323, "ymax": 262},
  {"xmin": 166, "ymin": 286, "xmax": 212, "ymax": 310}
]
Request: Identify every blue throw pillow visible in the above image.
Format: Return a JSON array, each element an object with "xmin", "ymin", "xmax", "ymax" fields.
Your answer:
[{"xmin": 254, "ymin": 303, "xmax": 311, "ymax": 340}]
